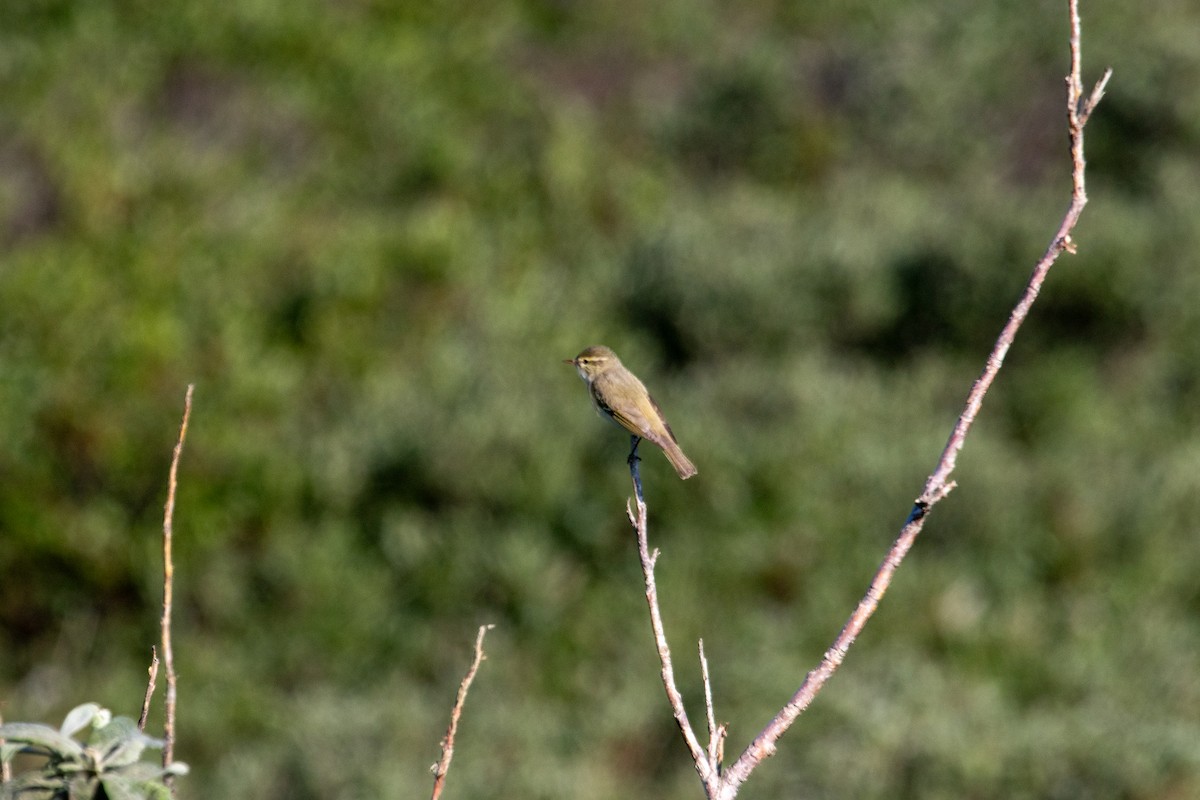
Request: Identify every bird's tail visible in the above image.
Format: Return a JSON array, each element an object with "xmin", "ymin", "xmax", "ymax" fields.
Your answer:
[{"xmin": 661, "ymin": 440, "xmax": 698, "ymax": 480}]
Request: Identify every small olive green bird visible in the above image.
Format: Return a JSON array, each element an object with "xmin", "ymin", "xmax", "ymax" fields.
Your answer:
[{"xmin": 565, "ymin": 345, "xmax": 697, "ymax": 479}]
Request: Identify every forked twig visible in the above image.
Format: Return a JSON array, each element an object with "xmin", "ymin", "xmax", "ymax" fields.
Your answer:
[
  {"xmin": 430, "ymin": 624, "xmax": 495, "ymax": 800},
  {"xmin": 627, "ymin": 2, "xmax": 1111, "ymax": 797},
  {"xmin": 627, "ymin": 492, "xmax": 717, "ymax": 793}
]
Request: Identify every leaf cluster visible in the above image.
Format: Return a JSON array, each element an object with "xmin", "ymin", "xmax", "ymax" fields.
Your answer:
[{"xmin": 0, "ymin": 704, "xmax": 186, "ymax": 800}]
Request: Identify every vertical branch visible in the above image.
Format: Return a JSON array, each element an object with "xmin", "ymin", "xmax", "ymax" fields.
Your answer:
[
  {"xmin": 626, "ymin": 474, "xmax": 717, "ymax": 795},
  {"xmin": 430, "ymin": 624, "xmax": 495, "ymax": 800},
  {"xmin": 161, "ymin": 385, "xmax": 194, "ymax": 787},
  {"xmin": 715, "ymin": 3, "xmax": 1111, "ymax": 796}
]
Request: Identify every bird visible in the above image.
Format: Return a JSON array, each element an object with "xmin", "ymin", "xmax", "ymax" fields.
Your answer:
[{"xmin": 565, "ymin": 345, "xmax": 697, "ymax": 479}]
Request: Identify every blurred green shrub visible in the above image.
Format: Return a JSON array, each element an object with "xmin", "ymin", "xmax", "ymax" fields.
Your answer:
[{"xmin": 1, "ymin": 1, "xmax": 1199, "ymax": 798}]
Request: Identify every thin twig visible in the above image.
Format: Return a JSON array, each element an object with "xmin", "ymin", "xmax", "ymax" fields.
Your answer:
[
  {"xmin": 161, "ymin": 385, "xmax": 193, "ymax": 788},
  {"xmin": 627, "ymin": 483, "xmax": 717, "ymax": 794},
  {"xmin": 430, "ymin": 624, "xmax": 495, "ymax": 800},
  {"xmin": 137, "ymin": 646, "xmax": 160, "ymax": 731},
  {"xmin": 715, "ymin": 3, "xmax": 1110, "ymax": 795},
  {"xmin": 698, "ymin": 640, "xmax": 722, "ymax": 773}
]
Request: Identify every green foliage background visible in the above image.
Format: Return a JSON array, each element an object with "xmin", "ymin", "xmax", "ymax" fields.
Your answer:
[{"xmin": 2, "ymin": 1, "xmax": 1199, "ymax": 797}]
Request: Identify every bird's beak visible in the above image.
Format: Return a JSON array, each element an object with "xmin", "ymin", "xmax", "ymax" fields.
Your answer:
[{"xmin": 563, "ymin": 358, "xmax": 576, "ymax": 365}]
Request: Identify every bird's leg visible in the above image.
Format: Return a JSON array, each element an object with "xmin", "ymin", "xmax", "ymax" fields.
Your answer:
[
  {"xmin": 627, "ymin": 435, "xmax": 644, "ymax": 504},
  {"xmin": 627, "ymin": 435, "xmax": 642, "ymax": 467}
]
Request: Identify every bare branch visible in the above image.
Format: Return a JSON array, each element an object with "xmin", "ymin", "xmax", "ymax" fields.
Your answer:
[
  {"xmin": 714, "ymin": 3, "xmax": 1111, "ymax": 794},
  {"xmin": 430, "ymin": 624, "xmax": 495, "ymax": 800},
  {"xmin": 137, "ymin": 646, "xmax": 160, "ymax": 731},
  {"xmin": 161, "ymin": 384, "xmax": 194, "ymax": 788}
]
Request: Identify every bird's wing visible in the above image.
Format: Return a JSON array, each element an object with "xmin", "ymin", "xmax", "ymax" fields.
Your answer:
[
  {"xmin": 608, "ymin": 403, "xmax": 652, "ymax": 438},
  {"xmin": 646, "ymin": 394, "xmax": 679, "ymax": 443},
  {"xmin": 610, "ymin": 394, "xmax": 678, "ymax": 448}
]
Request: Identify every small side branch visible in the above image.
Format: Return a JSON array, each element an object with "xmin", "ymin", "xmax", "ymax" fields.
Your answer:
[
  {"xmin": 430, "ymin": 624, "xmax": 495, "ymax": 800},
  {"xmin": 699, "ymin": 640, "xmax": 725, "ymax": 773},
  {"xmin": 161, "ymin": 385, "xmax": 194, "ymax": 788},
  {"xmin": 137, "ymin": 646, "xmax": 160, "ymax": 731}
]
